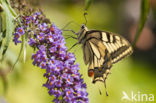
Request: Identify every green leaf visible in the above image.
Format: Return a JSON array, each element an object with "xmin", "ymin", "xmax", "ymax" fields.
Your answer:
[
  {"xmin": 6, "ymin": 0, "xmax": 17, "ymax": 17},
  {"xmin": 0, "ymin": 10, "xmax": 6, "ymax": 50},
  {"xmin": 132, "ymin": 0, "xmax": 150, "ymax": 47},
  {"xmin": 0, "ymin": 15, "xmax": 2, "ymax": 31},
  {"xmin": 85, "ymin": 0, "xmax": 94, "ymax": 10},
  {"xmin": 0, "ymin": 8, "xmax": 6, "ymax": 32},
  {"xmin": 0, "ymin": 30, "xmax": 6, "ymax": 49},
  {"xmin": 0, "ymin": 3, "xmax": 3, "ymax": 12},
  {"xmin": 0, "ymin": 15, "xmax": 2, "ymax": 49},
  {"xmin": 0, "ymin": 0, "xmax": 16, "ymax": 61}
]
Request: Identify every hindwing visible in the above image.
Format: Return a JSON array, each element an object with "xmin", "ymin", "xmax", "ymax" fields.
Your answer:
[{"xmin": 83, "ymin": 37, "xmax": 112, "ymax": 83}]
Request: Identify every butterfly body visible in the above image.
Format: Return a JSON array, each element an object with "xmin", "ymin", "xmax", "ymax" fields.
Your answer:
[{"xmin": 77, "ymin": 24, "xmax": 133, "ymax": 84}]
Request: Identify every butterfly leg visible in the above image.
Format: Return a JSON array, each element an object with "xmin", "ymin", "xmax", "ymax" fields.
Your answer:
[
  {"xmin": 104, "ymin": 79, "xmax": 109, "ymax": 96},
  {"xmin": 99, "ymin": 89, "xmax": 102, "ymax": 95},
  {"xmin": 64, "ymin": 35, "xmax": 77, "ymax": 40},
  {"xmin": 73, "ymin": 45, "xmax": 81, "ymax": 53},
  {"xmin": 97, "ymin": 84, "xmax": 102, "ymax": 95},
  {"xmin": 67, "ymin": 42, "xmax": 79, "ymax": 51},
  {"xmin": 61, "ymin": 21, "xmax": 80, "ymax": 30}
]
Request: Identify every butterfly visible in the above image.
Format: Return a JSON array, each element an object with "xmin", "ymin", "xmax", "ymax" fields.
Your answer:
[
  {"xmin": 64, "ymin": 13, "xmax": 133, "ymax": 95},
  {"xmin": 68, "ymin": 24, "xmax": 133, "ymax": 96}
]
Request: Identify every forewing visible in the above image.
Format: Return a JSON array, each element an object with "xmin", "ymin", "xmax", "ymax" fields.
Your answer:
[{"xmin": 101, "ymin": 31, "xmax": 133, "ymax": 63}]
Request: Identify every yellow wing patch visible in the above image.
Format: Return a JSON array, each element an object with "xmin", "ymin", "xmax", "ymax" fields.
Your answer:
[
  {"xmin": 101, "ymin": 31, "xmax": 133, "ymax": 64},
  {"xmin": 89, "ymin": 41, "xmax": 101, "ymax": 59}
]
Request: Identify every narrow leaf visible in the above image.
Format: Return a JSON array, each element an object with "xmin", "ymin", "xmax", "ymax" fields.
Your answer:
[
  {"xmin": 0, "ymin": 11, "xmax": 6, "ymax": 50},
  {"xmin": 132, "ymin": 0, "xmax": 150, "ymax": 47},
  {"xmin": 0, "ymin": 15, "xmax": 2, "ymax": 49},
  {"xmin": 85, "ymin": 0, "xmax": 94, "ymax": 10},
  {"xmin": 0, "ymin": 30, "xmax": 6, "ymax": 49},
  {"xmin": 1, "ymin": 0, "xmax": 15, "ymax": 61},
  {"xmin": 6, "ymin": 0, "xmax": 17, "ymax": 17},
  {"xmin": 0, "ymin": 3, "xmax": 3, "ymax": 12},
  {"xmin": 0, "ymin": 15, "xmax": 2, "ymax": 31}
]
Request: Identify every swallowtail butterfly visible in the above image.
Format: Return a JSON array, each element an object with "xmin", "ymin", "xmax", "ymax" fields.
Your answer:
[
  {"xmin": 74, "ymin": 24, "xmax": 133, "ymax": 96},
  {"xmin": 65, "ymin": 12, "xmax": 133, "ymax": 95}
]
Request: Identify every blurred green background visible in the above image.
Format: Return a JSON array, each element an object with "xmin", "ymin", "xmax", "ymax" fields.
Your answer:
[{"xmin": 0, "ymin": 0, "xmax": 156, "ymax": 103}]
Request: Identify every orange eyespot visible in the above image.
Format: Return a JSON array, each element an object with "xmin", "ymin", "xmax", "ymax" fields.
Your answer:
[{"xmin": 88, "ymin": 69, "xmax": 94, "ymax": 77}]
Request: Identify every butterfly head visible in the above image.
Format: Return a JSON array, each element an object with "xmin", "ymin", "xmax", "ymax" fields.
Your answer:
[
  {"xmin": 81, "ymin": 24, "xmax": 86, "ymax": 30},
  {"xmin": 77, "ymin": 24, "xmax": 88, "ymax": 43}
]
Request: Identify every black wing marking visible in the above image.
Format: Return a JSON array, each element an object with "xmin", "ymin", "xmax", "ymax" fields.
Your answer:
[
  {"xmin": 83, "ymin": 37, "xmax": 112, "ymax": 82},
  {"xmin": 84, "ymin": 30, "xmax": 133, "ymax": 64},
  {"xmin": 101, "ymin": 32, "xmax": 133, "ymax": 63}
]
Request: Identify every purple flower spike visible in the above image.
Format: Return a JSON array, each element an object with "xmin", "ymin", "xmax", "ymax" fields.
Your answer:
[{"xmin": 13, "ymin": 11, "xmax": 89, "ymax": 103}]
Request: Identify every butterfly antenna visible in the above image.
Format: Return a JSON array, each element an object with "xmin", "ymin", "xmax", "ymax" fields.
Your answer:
[
  {"xmin": 104, "ymin": 79, "xmax": 109, "ymax": 96},
  {"xmin": 84, "ymin": 11, "xmax": 88, "ymax": 25},
  {"xmin": 61, "ymin": 21, "xmax": 80, "ymax": 30}
]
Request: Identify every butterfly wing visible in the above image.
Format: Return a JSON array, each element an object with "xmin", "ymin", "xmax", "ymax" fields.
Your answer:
[
  {"xmin": 82, "ymin": 30, "xmax": 133, "ymax": 83},
  {"xmin": 101, "ymin": 31, "xmax": 133, "ymax": 63},
  {"xmin": 82, "ymin": 32, "xmax": 112, "ymax": 83}
]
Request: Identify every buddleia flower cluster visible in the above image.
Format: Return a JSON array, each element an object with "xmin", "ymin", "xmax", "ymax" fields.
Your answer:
[{"xmin": 13, "ymin": 11, "xmax": 89, "ymax": 103}]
